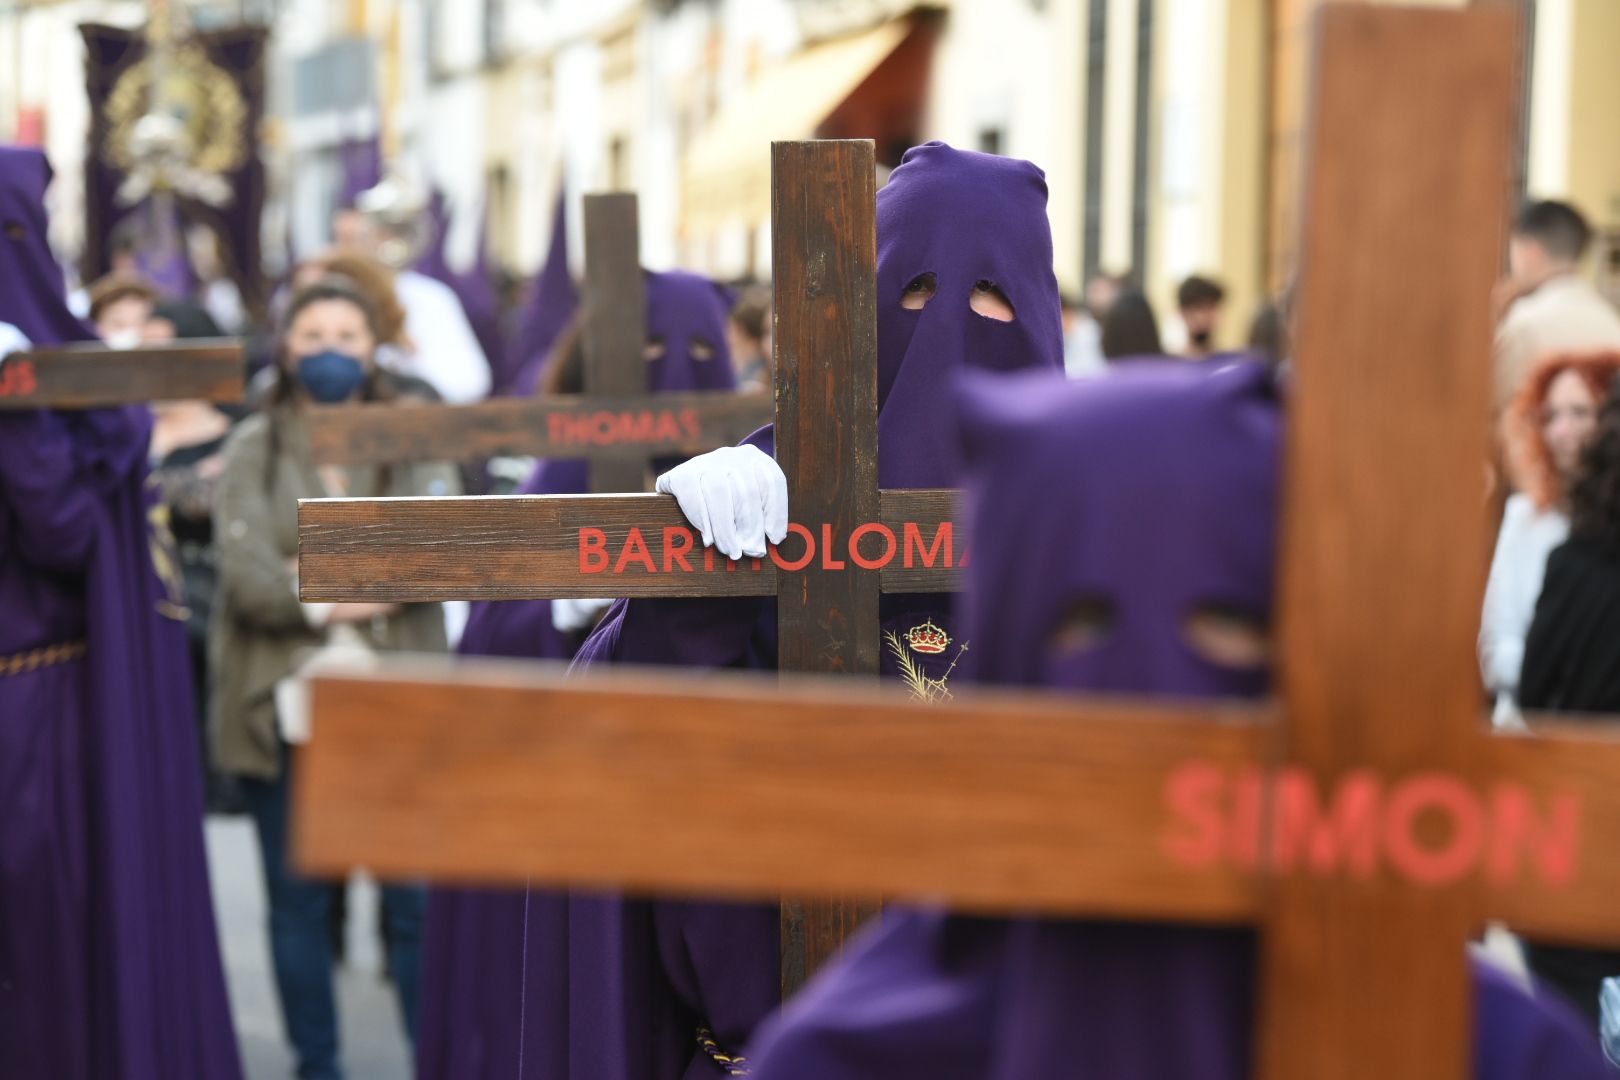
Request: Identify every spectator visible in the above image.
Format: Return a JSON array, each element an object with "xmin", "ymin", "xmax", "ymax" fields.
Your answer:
[
  {"xmin": 1177, "ymin": 274, "xmax": 1227, "ymax": 359},
  {"xmin": 87, "ymin": 273, "xmax": 158, "ymax": 348},
  {"xmin": 1494, "ymin": 200, "xmax": 1620, "ymax": 412},
  {"xmin": 282, "ymin": 252, "xmax": 439, "ymax": 405},
  {"xmin": 1483, "ymin": 352, "xmax": 1620, "ymax": 727},
  {"xmin": 1101, "ymin": 289, "xmax": 1163, "ymax": 361},
  {"xmin": 212, "ymin": 278, "xmax": 460, "ymax": 1080},
  {"xmin": 1518, "ymin": 375, "xmax": 1620, "ymax": 1031},
  {"xmin": 327, "ymin": 208, "xmax": 492, "ymax": 403},
  {"xmin": 728, "ymin": 282, "xmax": 772, "ymax": 392}
]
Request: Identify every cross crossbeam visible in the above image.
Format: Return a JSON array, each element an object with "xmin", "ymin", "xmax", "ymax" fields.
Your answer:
[{"xmin": 0, "ymin": 340, "xmax": 244, "ymax": 408}]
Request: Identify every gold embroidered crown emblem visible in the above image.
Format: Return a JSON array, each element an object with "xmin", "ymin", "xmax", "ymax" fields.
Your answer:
[{"xmin": 906, "ymin": 619, "xmax": 950, "ymax": 655}]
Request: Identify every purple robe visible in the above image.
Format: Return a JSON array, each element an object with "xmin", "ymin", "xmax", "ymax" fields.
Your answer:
[
  {"xmin": 743, "ymin": 362, "xmax": 1607, "ymax": 1078},
  {"xmin": 0, "ymin": 145, "xmax": 241, "ymax": 1079},
  {"xmin": 565, "ymin": 143, "xmax": 1065, "ymax": 1079},
  {"xmin": 417, "ymin": 270, "xmax": 741, "ymax": 1080},
  {"xmin": 501, "ymin": 191, "xmax": 577, "ymax": 397}
]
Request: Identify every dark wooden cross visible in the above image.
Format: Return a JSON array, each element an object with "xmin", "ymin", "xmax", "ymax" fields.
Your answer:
[
  {"xmin": 0, "ymin": 339, "xmax": 244, "ymax": 408},
  {"xmin": 292, "ymin": 9, "xmax": 1615, "ymax": 1075},
  {"xmin": 298, "ymin": 140, "xmax": 955, "ymax": 984},
  {"xmin": 300, "ymin": 193, "xmax": 771, "ymax": 491}
]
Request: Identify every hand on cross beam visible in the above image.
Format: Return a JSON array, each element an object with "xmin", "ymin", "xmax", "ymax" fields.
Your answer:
[{"xmin": 655, "ymin": 444, "xmax": 789, "ymax": 560}]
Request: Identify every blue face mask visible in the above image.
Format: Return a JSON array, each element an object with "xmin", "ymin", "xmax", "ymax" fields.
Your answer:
[{"xmin": 296, "ymin": 350, "xmax": 366, "ymax": 403}]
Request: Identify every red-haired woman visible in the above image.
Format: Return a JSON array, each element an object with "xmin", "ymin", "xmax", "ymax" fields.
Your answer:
[{"xmin": 1482, "ymin": 350, "xmax": 1620, "ymax": 726}]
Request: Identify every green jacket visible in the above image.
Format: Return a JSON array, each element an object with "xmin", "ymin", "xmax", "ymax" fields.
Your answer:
[{"xmin": 210, "ymin": 408, "xmax": 459, "ymax": 779}]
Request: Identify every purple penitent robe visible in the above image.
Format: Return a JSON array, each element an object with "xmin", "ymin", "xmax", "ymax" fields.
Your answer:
[
  {"xmin": 417, "ymin": 269, "xmax": 747, "ymax": 1080},
  {"xmin": 743, "ymin": 361, "xmax": 1609, "ymax": 1080},
  {"xmin": 0, "ymin": 143, "xmax": 241, "ymax": 1079},
  {"xmin": 559, "ymin": 143, "xmax": 1066, "ymax": 1080}
]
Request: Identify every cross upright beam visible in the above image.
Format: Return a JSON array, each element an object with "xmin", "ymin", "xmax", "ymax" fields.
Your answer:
[
  {"xmin": 581, "ymin": 192, "xmax": 651, "ymax": 493},
  {"xmin": 1256, "ymin": 9, "xmax": 1514, "ymax": 1077},
  {"xmin": 0, "ymin": 340, "xmax": 244, "ymax": 408},
  {"xmin": 770, "ymin": 139, "xmax": 883, "ymax": 986}
]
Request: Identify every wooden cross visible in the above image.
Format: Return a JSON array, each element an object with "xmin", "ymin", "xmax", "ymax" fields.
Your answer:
[
  {"xmin": 300, "ymin": 193, "xmax": 771, "ymax": 488},
  {"xmin": 297, "ymin": 139, "xmax": 961, "ymax": 983},
  {"xmin": 293, "ymin": 7, "xmax": 1620, "ymax": 1073},
  {"xmin": 0, "ymin": 340, "xmax": 244, "ymax": 408}
]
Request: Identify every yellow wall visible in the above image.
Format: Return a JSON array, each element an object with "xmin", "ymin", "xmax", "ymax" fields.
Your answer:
[
  {"xmin": 1099, "ymin": 0, "xmax": 1140, "ymax": 271},
  {"xmin": 1563, "ymin": 0, "xmax": 1620, "ymax": 231},
  {"xmin": 1139, "ymin": 0, "xmax": 1266, "ymax": 351},
  {"xmin": 1214, "ymin": 0, "xmax": 1267, "ymax": 347}
]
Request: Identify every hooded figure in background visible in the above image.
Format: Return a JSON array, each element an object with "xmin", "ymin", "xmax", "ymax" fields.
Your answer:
[
  {"xmin": 416, "ymin": 269, "xmax": 740, "ymax": 1080},
  {"xmin": 743, "ymin": 360, "xmax": 1608, "ymax": 1080},
  {"xmin": 554, "ymin": 143, "xmax": 1064, "ymax": 1079},
  {"xmin": 0, "ymin": 145, "xmax": 242, "ymax": 1079},
  {"xmin": 502, "ymin": 190, "xmax": 578, "ymax": 398}
]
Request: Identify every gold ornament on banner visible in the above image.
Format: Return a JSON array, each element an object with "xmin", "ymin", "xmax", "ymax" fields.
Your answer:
[{"xmin": 104, "ymin": 41, "xmax": 246, "ymax": 207}]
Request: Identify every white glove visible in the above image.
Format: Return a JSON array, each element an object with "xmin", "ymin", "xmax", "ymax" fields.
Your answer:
[
  {"xmin": 0, "ymin": 321, "xmax": 31, "ymax": 360},
  {"xmin": 655, "ymin": 444, "xmax": 788, "ymax": 561},
  {"xmin": 553, "ymin": 596, "xmax": 615, "ymax": 633}
]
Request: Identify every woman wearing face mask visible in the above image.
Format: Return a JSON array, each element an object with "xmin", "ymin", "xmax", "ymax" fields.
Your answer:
[
  {"xmin": 1481, "ymin": 351, "xmax": 1620, "ymax": 728},
  {"xmin": 212, "ymin": 278, "xmax": 460, "ymax": 1080}
]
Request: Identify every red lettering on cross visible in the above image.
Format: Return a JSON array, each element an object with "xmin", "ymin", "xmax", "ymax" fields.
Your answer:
[
  {"xmin": 579, "ymin": 528, "xmax": 609, "ymax": 574},
  {"xmin": 679, "ymin": 408, "xmax": 701, "ymax": 441},
  {"xmin": 1160, "ymin": 763, "xmax": 1583, "ymax": 889},
  {"xmin": 0, "ymin": 359, "xmax": 39, "ymax": 398},
  {"xmin": 903, "ymin": 522, "xmax": 952, "ymax": 569},
  {"xmin": 613, "ymin": 528, "xmax": 657, "ymax": 574}
]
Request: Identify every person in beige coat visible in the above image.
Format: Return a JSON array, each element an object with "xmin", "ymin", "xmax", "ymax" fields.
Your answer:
[
  {"xmin": 212, "ymin": 277, "xmax": 458, "ymax": 1080},
  {"xmin": 1494, "ymin": 200, "xmax": 1620, "ymax": 412}
]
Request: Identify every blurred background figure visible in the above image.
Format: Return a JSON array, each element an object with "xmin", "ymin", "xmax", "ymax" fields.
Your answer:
[
  {"xmin": 1494, "ymin": 201, "xmax": 1620, "ymax": 414},
  {"xmin": 1247, "ymin": 294, "xmax": 1291, "ymax": 369},
  {"xmin": 144, "ymin": 298, "xmax": 241, "ymax": 811},
  {"xmin": 1483, "ymin": 352, "xmax": 1620, "ymax": 728},
  {"xmin": 1518, "ymin": 375, "xmax": 1620, "ymax": 1031},
  {"xmin": 290, "ymin": 250, "xmax": 440, "ymax": 403},
  {"xmin": 1176, "ymin": 273, "xmax": 1227, "ymax": 360},
  {"xmin": 728, "ymin": 281, "xmax": 771, "ymax": 392},
  {"xmin": 1101, "ymin": 288, "xmax": 1163, "ymax": 362},
  {"xmin": 213, "ymin": 278, "xmax": 459, "ymax": 1080},
  {"xmin": 87, "ymin": 272, "xmax": 159, "ymax": 348},
  {"xmin": 1063, "ymin": 271, "xmax": 1125, "ymax": 377},
  {"xmin": 327, "ymin": 207, "xmax": 491, "ymax": 404}
]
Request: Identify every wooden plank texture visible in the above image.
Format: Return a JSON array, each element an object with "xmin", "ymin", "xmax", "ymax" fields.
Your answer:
[
  {"xmin": 582, "ymin": 193, "xmax": 648, "ymax": 494},
  {"xmin": 1258, "ymin": 9, "xmax": 1516, "ymax": 1080},
  {"xmin": 1482, "ymin": 724, "xmax": 1620, "ymax": 947},
  {"xmin": 0, "ymin": 340, "xmax": 244, "ymax": 408},
  {"xmin": 303, "ymin": 392, "xmax": 772, "ymax": 466},
  {"xmin": 296, "ymin": 488, "xmax": 961, "ymax": 601},
  {"xmin": 293, "ymin": 662, "xmax": 1269, "ymax": 921},
  {"xmin": 771, "ymin": 139, "xmax": 883, "ymax": 989},
  {"xmin": 292, "ymin": 665, "xmax": 1620, "ymax": 941}
]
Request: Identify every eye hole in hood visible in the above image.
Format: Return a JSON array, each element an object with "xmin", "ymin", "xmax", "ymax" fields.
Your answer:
[
  {"xmin": 900, "ymin": 271, "xmax": 937, "ymax": 310},
  {"xmin": 971, "ymin": 280, "xmax": 1016, "ymax": 322}
]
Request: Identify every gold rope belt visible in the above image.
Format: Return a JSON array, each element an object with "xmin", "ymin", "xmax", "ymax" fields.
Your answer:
[
  {"xmin": 0, "ymin": 640, "xmax": 88, "ymax": 678},
  {"xmin": 696, "ymin": 1028, "xmax": 750, "ymax": 1077}
]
